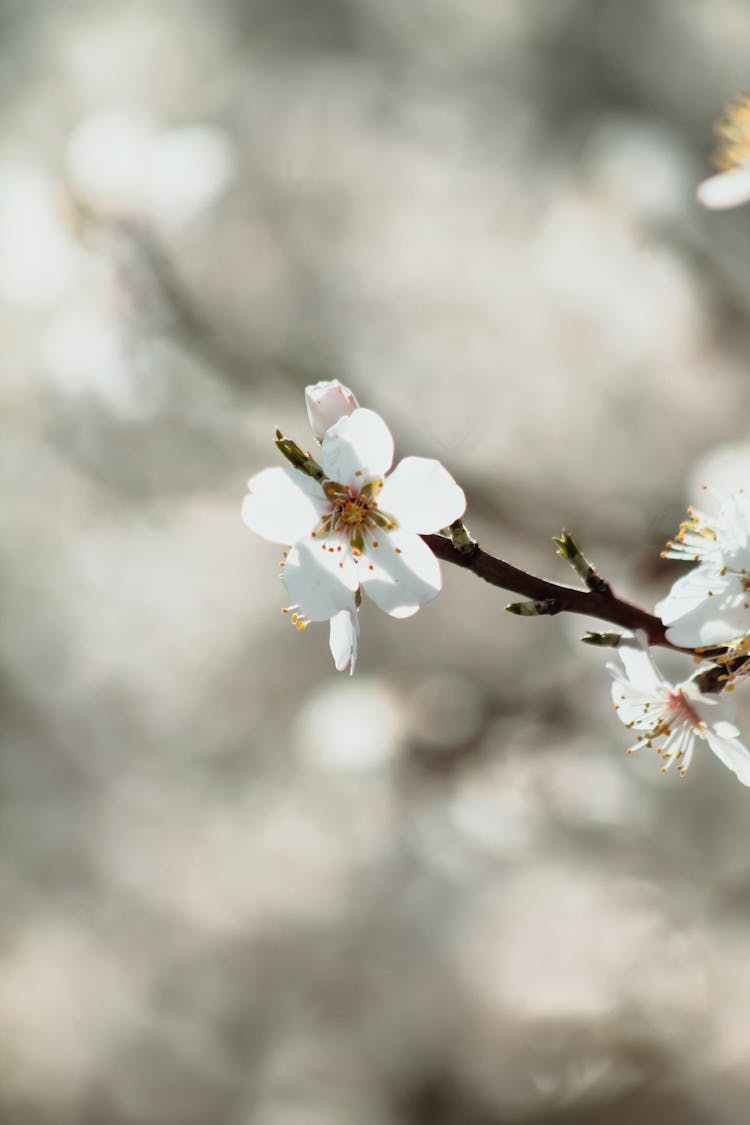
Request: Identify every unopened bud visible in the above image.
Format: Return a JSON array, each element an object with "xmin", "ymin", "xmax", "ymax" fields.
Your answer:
[
  {"xmin": 581, "ymin": 631, "xmax": 622, "ymax": 647},
  {"xmin": 505, "ymin": 598, "xmax": 560, "ymax": 616},
  {"xmin": 553, "ymin": 529, "xmax": 611, "ymax": 595},
  {"xmin": 275, "ymin": 432, "xmax": 325, "ymax": 481},
  {"xmin": 305, "ymin": 380, "xmax": 359, "ymax": 442},
  {"xmin": 444, "ymin": 519, "xmax": 476, "ymax": 555}
]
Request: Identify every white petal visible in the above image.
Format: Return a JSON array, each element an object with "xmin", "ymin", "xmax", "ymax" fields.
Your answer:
[
  {"xmin": 242, "ymin": 466, "xmax": 326, "ymax": 544},
  {"xmin": 697, "ymin": 166, "xmax": 750, "ymax": 211},
  {"xmin": 655, "ymin": 567, "xmax": 731, "ymax": 624},
  {"xmin": 609, "ymin": 679, "xmax": 665, "ymax": 731},
  {"xmin": 616, "ymin": 641, "xmax": 668, "ymax": 694},
  {"xmin": 329, "ymin": 606, "xmax": 359, "ymax": 674},
  {"xmin": 665, "ymin": 609, "xmax": 746, "ymax": 648},
  {"xmin": 282, "ymin": 537, "xmax": 358, "ymax": 621},
  {"xmin": 712, "ymin": 717, "xmax": 741, "ymax": 739},
  {"xmin": 321, "ymin": 408, "xmax": 394, "ymax": 487},
  {"xmin": 704, "ymin": 729, "xmax": 750, "ymax": 786},
  {"xmin": 377, "ymin": 457, "xmax": 466, "ymax": 533},
  {"xmin": 305, "ymin": 380, "xmax": 359, "ymax": 443},
  {"xmin": 729, "ymin": 492, "xmax": 750, "ymax": 550},
  {"xmin": 359, "ymin": 530, "xmax": 441, "ymax": 618}
]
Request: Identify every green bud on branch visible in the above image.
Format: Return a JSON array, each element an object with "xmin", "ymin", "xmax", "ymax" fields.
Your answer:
[
  {"xmin": 275, "ymin": 430, "xmax": 326, "ymax": 481},
  {"xmin": 505, "ymin": 597, "xmax": 560, "ymax": 616}
]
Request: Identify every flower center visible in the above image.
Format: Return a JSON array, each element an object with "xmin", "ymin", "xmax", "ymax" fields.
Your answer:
[
  {"xmin": 340, "ymin": 499, "xmax": 368, "ymax": 526},
  {"xmin": 662, "ymin": 689, "xmax": 702, "ymax": 731},
  {"xmin": 312, "ymin": 479, "xmax": 396, "ymax": 553}
]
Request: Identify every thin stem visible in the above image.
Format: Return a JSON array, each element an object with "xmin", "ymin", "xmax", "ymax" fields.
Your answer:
[{"xmin": 421, "ymin": 534, "xmax": 685, "ymax": 652}]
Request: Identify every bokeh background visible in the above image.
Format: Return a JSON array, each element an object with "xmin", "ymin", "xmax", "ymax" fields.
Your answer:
[{"xmin": 4, "ymin": 1, "xmax": 750, "ymax": 1122}]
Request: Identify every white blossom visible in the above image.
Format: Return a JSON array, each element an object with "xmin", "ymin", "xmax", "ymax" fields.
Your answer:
[
  {"xmin": 656, "ymin": 487, "xmax": 750, "ymax": 648},
  {"xmin": 242, "ymin": 397, "xmax": 466, "ymax": 672},
  {"xmin": 608, "ymin": 638, "xmax": 750, "ymax": 786}
]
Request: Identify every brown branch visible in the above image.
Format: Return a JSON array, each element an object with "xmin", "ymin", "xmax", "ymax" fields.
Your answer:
[{"xmin": 422, "ymin": 534, "xmax": 681, "ymax": 651}]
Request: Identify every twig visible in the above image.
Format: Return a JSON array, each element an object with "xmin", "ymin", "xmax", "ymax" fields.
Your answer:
[{"xmin": 421, "ymin": 533, "xmax": 684, "ymax": 651}]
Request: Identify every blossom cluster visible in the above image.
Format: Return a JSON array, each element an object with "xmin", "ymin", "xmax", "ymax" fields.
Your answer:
[
  {"xmin": 242, "ymin": 382, "xmax": 750, "ymax": 789},
  {"xmin": 609, "ymin": 487, "xmax": 750, "ymax": 787}
]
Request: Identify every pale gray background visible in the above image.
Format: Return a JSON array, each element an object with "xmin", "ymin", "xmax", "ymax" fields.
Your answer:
[{"xmin": 3, "ymin": 2, "xmax": 750, "ymax": 1122}]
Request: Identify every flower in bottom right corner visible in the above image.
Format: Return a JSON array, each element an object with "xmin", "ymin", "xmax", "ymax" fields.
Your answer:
[{"xmin": 607, "ymin": 638, "xmax": 750, "ymax": 786}]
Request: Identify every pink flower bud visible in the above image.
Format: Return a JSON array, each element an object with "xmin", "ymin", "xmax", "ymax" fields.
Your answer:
[{"xmin": 305, "ymin": 380, "xmax": 359, "ymax": 442}]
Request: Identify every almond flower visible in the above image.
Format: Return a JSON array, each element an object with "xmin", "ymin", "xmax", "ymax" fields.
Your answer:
[
  {"xmin": 656, "ymin": 487, "xmax": 750, "ymax": 649},
  {"xmin": 608, "ymin": 638, "xmax": 750, "ymax": 786},
  {"xmin": 242, "ymin": 388, "xmax": 466, "ymax": 672},
  {"xmin": 697, "ymin": 93, "xmax": 750, "ymax": 210}
]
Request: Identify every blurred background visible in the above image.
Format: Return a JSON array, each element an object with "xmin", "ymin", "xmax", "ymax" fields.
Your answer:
[{"xmin": 3, "ymin": 1, "xmax": 750, "ymax": 1122}]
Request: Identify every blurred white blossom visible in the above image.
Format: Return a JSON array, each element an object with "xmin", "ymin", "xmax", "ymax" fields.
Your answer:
[
  {"xmin": 0, "ymin": 157, "xmax": 79, "ymax": 309},
  {"xmin": 65, "ymin": 103, "xmax": 233, "ymax": 227},
  {"xmin": 697, "ymin": 93, "xmax": 750, "ymax": 210}
]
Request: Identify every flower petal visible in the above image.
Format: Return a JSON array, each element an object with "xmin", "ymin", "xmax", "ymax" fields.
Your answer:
[
  {"xmin": 656, "ymin": 567, "xmax": 732, "ymax": 624},
  {"xmin": 321, "ymin": 408, "xmax": 394, "ymax": 487},
  {"xmin": 376, "ymin": 456, "xmax": 466, "ymax": 533},
  {"xmin": 704, "ymin": 729, "xmax": 750, "ymax": 786},
  {"xmin": 359, "ymin": 530, "xmax": 441, "ymax": 618},
  {"xmin": 664, "ymin": 607, "xmax": 747, "ymax": 648},
  {"xmin": 712, "ymin": 717, "xmax": 741, "ymax": 739},
  {"xmin": 615, "ymin": 639, "xmax": 668, "ymax": 695},
  {"xmin": 282, "ymin": 537, "xmax": 358, "ymax": 621},
  {"xmin": 242, "ymin": 466, "xmax": 326, "ymax": 545},
  {"xmin": 609, "ymin": 678, "xmax": 666, "ymax": 731},
  {"xmin": 697, "ymin": 166, "xmax": 750, "ymax": 211},
  {"xmin": 329, "ymin": 606, "xmax": 359, "ymax": 674}
]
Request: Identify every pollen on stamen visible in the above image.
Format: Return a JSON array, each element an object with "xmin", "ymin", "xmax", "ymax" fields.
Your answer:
[
  {"xmin": 311, "ymin": 531, "xmax": 317, "ymax": 538},
  {"xmin": 372, "ymin": 540, "xmax": 379, "ymax": 547}
]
